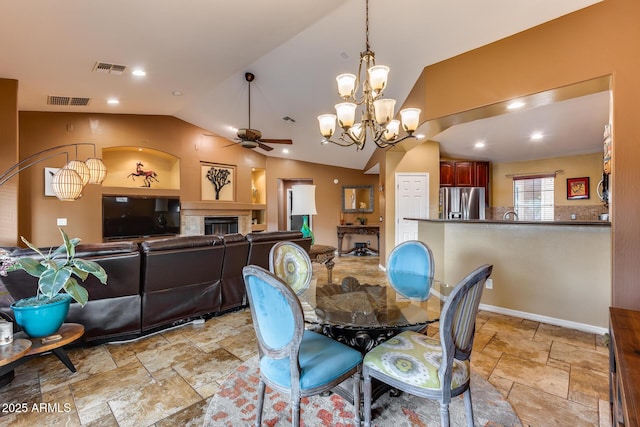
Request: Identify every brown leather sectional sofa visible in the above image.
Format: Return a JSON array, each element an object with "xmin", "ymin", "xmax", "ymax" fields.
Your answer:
[{"xmin": 0, "ymin": 231, "xmax": 311, "ymax": 344}]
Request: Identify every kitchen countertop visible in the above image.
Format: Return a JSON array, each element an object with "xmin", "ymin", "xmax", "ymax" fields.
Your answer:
[{"xmin": 406, "ymin": 218, "xmax": 611, "ymax": 226}]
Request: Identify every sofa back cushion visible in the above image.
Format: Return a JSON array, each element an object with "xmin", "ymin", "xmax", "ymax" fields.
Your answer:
[
  {"xmin": 140, "ymin": 235, "xmax": 224, "ymax": 331},
  {"xmin": 219, "ymin": 233, "xmax": 250, "ymax": 312}
]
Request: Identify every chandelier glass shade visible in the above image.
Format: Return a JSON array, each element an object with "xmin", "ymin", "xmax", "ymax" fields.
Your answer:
[{"xmin": 317, "ymin": 0, "xmax": 421, "ymax": 150}]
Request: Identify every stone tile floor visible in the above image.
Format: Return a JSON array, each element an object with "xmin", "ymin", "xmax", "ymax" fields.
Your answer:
[{"xmin": 0, "ymin": 255, "xmax": 611, "ymax": 426}]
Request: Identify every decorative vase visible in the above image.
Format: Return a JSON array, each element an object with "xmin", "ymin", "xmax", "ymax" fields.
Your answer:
[
  {"xmin": 300, "ymin": 215, "xmax": 315, "ymax": 245},
  {"xmin": 11, "ymin": 294, "xmax": 72, "ymax": 338}
]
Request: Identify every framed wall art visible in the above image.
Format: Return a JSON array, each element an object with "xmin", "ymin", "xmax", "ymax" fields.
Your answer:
[
  {"xmin": 201, "ymin": 162, "xmax": 236, "ymax": 201},
  {"xmin": 567, "ymin": 177, "xmax": 590, "ymax": 200},
  {"xmin": 44, "ymin": 167, "xmax": 60, "ymax": 196}
]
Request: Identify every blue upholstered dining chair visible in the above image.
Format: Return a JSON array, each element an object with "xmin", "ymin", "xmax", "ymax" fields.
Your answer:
[
  {"xmin": 363, "ymin": 264, "xmax": 493, "ymax": 427},
  {"xmin": 386, "ymin": 240, "xmax": 435, "ymax": 300},
  {"xmin": 242, "ymin": 265, "xmax": 363, "ymax": 427},
  {"xmin": 269, "ymin": 241, "xmax": 312, "ymax": 295}
]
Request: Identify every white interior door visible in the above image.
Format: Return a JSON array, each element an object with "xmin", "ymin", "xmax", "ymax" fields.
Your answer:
[{"xmin": 395, "ymin": 173, "xmax": 429, "ymax": 245}]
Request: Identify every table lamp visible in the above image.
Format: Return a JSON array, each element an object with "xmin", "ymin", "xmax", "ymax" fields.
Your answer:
[{"xmin": 291, "ymin": 184, "xmax": 317, "ymax": 244}]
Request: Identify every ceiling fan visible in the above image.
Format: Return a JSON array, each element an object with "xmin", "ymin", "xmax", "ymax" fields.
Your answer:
[{"xmin": 232, "ymin": 72, "xmax": 293, "ymax": 151}]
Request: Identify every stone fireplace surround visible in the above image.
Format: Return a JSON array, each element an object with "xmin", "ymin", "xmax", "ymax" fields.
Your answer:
[{"xmin": 180, "ymin": 201, "xmax": 262, "ymax": 236}]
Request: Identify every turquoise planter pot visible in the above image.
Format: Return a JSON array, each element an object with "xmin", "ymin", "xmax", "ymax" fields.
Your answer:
[{"xmin": 11, "ymin": 294, "xmax": 72, "ymax": 338}]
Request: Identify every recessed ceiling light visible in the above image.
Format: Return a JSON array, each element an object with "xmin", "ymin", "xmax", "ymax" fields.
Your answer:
[
  {"xmin": 474, "ymin": 141, "xmax": 485, "ymax": 148},
  {"xmin": 132, "ymin": 69, "xmax": 146, "ymax": 77},
  {"xmin": 107, "ymin": 98, "xmax": 119, "ymax": 105},
  {"xmin": 415, "ymin": 133, "xmax": 425, "ymax": 139},
  {"xmin": 530, "ymin": 132, "xmax": 544, "ymax": 141},
  {"xmin": 229, "ymin": 126, "xmax": 238, "ymax": 132},
  {"xmin": 507, "ymin": 101, "xmax": 525, "ymax": 110},
  {"xmin": 282, "ymin": 148, "xmax": 290, "ymax": 154},
  {"xmin": 172, "ymin": 91, "xmax": 183, "ymax": 96}
]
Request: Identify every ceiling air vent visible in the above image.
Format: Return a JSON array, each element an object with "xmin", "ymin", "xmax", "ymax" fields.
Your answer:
[
  {"xmin": 47, "ymin": 96, "xmax": 91, "ymax": 106},
  {"xmin": 93, "ymin": 61, "xmax": 127, "ymax": 75}
]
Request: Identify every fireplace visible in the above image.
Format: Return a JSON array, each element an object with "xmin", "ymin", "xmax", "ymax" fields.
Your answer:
[{"xmin": 204, "ymin": 216, "xmax": 239, "ymax": 235}]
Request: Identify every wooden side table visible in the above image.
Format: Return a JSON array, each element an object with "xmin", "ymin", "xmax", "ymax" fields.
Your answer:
[
  {"xmin": 309, "ymin": 245, "xmax": 336, "ymax": 283},
  {"xmin": 0, "ymin": 338, "xmax": 32, "ymax": 387},
  {"xmin": 0, "ymin": 323, "xmax": 84, "ymax": 387}
]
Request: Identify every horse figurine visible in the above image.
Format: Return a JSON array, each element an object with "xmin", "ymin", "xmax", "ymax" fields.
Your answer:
[{"xmin": 127, "ymin": 162, "xmax": 159, "ymax": 187}]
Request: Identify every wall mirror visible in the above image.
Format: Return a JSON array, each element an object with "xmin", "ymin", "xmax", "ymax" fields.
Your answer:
[{"xmin": 342, "ymin": 185, "xmax": 374, "ymax": 213}]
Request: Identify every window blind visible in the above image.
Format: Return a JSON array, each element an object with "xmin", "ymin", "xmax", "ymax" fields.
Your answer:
[{"xmin": 513, "ymin": 176, "xmax": 555, "ymax": 221}]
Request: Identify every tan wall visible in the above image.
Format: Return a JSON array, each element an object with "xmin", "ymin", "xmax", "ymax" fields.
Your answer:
[
  {"xmin": 264, "ymin": 157, "xmax": 378, "ymax": 250},
  {"xmin": 382, "ymin": 141, "xmax": 440, "ymax": 264},
  {"xmin": 398, "ymin": 0, "xmax": 640, "ymax": 310},
  {"xmin": 491, "ymin": 152, "xmax": 604, "ymax": 207},
  {"xmin": 8, "ymin": 111, "xmax": 378, "ymax": 248},
  {"xmin": 0, "ymin": 79, "xmax": 19, "ymax": 246},
  {"xmin": 419, "ymin": 221, "xmax": 611, "ymax": 330}
]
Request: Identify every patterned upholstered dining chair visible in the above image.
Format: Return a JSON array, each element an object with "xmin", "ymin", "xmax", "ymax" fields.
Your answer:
[
  {"xmin": 362, "ymin": 264, "xmax": 493, "ymax": 427},
  {"xmin": 268, "ymin": 241, "xmax": 312, "ymax": 295},
  {"xmin": 386, "ymin": 240, "xmax": 435, "ymax": 300},
  {"xmin": 242, "ymin": 265, "xmax": 363, "ymax": 427}
]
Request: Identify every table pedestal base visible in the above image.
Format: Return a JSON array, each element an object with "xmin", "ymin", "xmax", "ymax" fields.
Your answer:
[{"xmin": 0, "ymin": 370, "xmax": 14, "ymax": 387}]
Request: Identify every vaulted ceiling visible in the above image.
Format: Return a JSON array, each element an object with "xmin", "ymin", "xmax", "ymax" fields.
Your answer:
[{"xmin": 1, "ymin": 0, "xmax": 603, "ymax": 170}]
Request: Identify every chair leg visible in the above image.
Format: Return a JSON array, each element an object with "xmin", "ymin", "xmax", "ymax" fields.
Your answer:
[
  {"xmin": 292, "ymin": 398, "xmax": 301, "ymax": 427},
  {"xmin": 353, "ymin": 367, "xmax": 361, "ymax": 426},
  {"xmin": 363, "ymin": 367, "xmax": 372, "ymax": 427},
  {"xmin": 439, "ymin": 402, "xmax": 450, "ymax": 427},
  {"xmin": 256, "ymin": 380, "xmax": 266, "ymax": 427},
  {"xmin": 463, "ymin": 388, "xmax": 474, "ymax": 427}
]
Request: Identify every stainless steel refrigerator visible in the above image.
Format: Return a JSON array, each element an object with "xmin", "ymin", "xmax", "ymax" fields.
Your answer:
[{"xmin": 439, "ymin": 187, "xmax": 486, "ymax": 220}]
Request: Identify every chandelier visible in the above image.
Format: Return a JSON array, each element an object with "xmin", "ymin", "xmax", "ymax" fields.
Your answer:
[{"xmin": 317, "ymin": 0, "xmax": 421, "ymax": 150}]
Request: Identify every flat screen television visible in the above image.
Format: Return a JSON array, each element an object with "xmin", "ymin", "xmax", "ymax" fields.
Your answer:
[{"xmin": 102, "ymin": 196, "xmax": 180, "ymax": 240}]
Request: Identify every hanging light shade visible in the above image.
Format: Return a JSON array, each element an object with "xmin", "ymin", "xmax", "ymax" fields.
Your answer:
[
  {"xmin": 85, "ymin": 157, "xmax": 108, "ymax": 184},
  {"xmin": 66, "ymin": 159, "xmax": 90, "ymax": 186},
  {"xmin": 51, "ymin": 168, "xmax": 83, "ymax": 201}
]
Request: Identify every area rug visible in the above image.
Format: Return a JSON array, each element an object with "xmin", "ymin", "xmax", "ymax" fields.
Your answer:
[{"xmin": 204, "ymin": 356, "xmax": 522, "ymax": 427}]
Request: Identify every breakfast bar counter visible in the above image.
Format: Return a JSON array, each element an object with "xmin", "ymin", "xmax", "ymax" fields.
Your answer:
[
  {"xmin": 406, "ymin": 218, "xmax": 610, "ymax": 227},
  {"xmin": 413, "ymin": 218, "xmax": 611, "ymax": 331}
]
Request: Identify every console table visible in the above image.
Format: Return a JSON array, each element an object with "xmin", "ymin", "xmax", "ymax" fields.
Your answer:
[
  {"xmin": 336, "ymin": 225, "xmax": 380, "ymax": 257},
  {"xmin": 609, "ymin": 307, "xmax": 640, "ymax": 426}
]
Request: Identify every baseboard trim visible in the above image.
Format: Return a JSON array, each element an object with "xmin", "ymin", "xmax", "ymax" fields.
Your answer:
[
  {"xmin": 377, "ymin": 264, "xmax": 607, "ymax": 335},
  {"xmin": 478, "ymin": 303, "xmax": 608, "ymax": 336}
]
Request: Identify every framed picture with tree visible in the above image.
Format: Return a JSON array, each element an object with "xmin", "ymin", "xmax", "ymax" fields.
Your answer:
[{"xmin": 201, "ymin": 162, "xmax": 236, "ymax": 201}]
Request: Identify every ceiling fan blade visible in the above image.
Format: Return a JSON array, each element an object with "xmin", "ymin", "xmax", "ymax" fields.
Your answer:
[
  {"xmin": 256, "ymin": 141, "xmax": 274, "ymax": 151},
  {"xmin": 259, "ymin": 138, "xmax": 293, "ymax": 145}
]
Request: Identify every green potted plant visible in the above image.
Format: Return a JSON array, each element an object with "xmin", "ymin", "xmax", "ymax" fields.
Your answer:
[{"xmin": 1, "ymin": 228, "xmax": 107, "ymax": 337}]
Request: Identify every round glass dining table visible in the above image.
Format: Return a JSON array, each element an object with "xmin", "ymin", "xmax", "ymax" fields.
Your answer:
[{"xmin": 299, "ymin": 275, "xmax": 450, "ymax": 353}]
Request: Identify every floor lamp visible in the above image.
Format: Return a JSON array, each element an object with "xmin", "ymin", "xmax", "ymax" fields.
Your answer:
[
  {"xmin": 0, "ymin": 143, "xmax": 107, "ymax": 201},
  {"xmin": 291, "ymin": 184, "xmax": 317, "ymax": 244}
]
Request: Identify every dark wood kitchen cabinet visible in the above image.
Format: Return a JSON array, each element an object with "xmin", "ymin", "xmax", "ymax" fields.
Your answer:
[
  {"xmin": 440, "ymin": 161, "xmax": 489, "ymax": 187},
  {"xmin": 440, "ymin": 161, "xmax": 455, "ymax": 187},
  {"xmin": 440, "ymin": 160, "xmax": 490, "ymax": 204}
]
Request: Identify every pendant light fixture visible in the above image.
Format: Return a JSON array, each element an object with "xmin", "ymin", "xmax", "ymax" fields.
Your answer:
[{"xmin": 318, "ymin": 0, "xmax": 421, "ymax": 150}]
